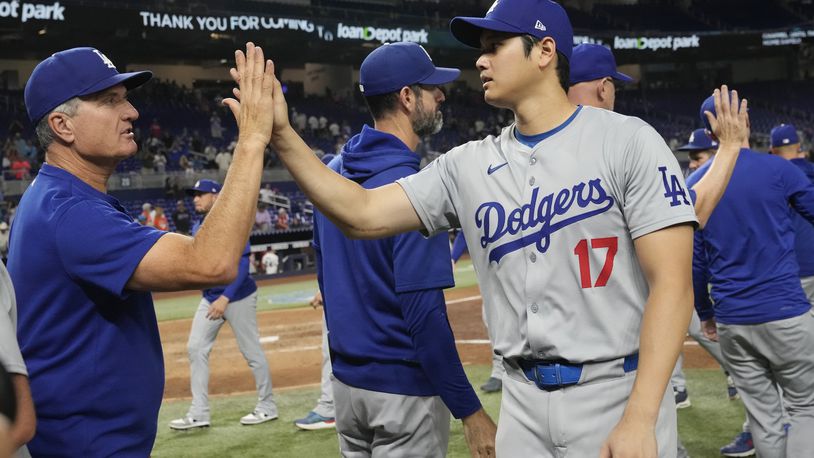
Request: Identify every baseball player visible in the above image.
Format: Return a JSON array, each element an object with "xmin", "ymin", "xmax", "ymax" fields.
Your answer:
[
  {"xmin": 670, "ymin": 128, "xmax": 737, "ymax": 407},
  {"xmin": 313, "ymin": 42, "xmax": 495, "ymax": 456},
  {"xmin": 9, "ymin": 43, "xmax": 274, "ymax": 455},
  {"xmin": 567, "ymin": 43, "xmax": 633, "ymax": 111},
  {"xmin": 0, "ymin": 261, "xmax": 34, "ymax": 457},
  {"xmin": 169, "ymin": 179, "xmax": 278, "ymax": 430},
  {"xmin": 769, "ymin": 123, "xmax": 814, "ymax": 306},
  {"xmin": 689, "ymin": 97, "xmax": 814, "ymax": 458},
  {"xmin": 679, "ymin": 128, "xmax": 719, "ymax": 173},
  {"xmin": 258, "ymin": 0, "xmax": 753, "ymax": 454}
]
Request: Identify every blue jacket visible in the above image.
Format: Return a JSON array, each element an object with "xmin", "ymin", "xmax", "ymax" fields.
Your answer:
[
  {"xmin": 688, "ymin": 149, "xmax": 814, "ymax": 324},
  {"xmin": 314, "ymin": 125, "xmax": 480, "ymax": 419}
]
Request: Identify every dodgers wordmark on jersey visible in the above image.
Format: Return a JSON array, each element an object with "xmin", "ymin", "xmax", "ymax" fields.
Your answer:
[{"xmin": 399, "ymin": 106, "xmax": 698, "ymax": 363}]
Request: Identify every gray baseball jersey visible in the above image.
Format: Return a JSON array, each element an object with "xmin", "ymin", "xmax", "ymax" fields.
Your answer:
[
  {"xmin": 0, "ymin": 261, "xmax": 26, "ymax": 376},
  {"xmin": 399, "ymin": 106, "xmax": 697, "ymax": 363}
]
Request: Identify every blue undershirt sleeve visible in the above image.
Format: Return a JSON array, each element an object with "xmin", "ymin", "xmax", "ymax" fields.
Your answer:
[
  {"xmin": 398, "ymin": 288, "xmax": 481, "ymax": 419},
  {"xmin": 221, "ymin": 244, "xmax": 250, "ymax": 300},
  {"xmin": 450, "ymin": 232, "xmax": 468, "ymax": 263}
]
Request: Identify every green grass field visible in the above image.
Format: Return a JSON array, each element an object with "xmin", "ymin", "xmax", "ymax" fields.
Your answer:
[
  {"xmin": 154, "ymin": 261, "xmax": 480, "ymax": 322},
  {"xmin": 154, "ymin": 366, "xmax": 745, "ymax": 457}
]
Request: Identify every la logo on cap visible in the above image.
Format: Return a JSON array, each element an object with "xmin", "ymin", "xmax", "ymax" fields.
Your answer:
[
  {"xmin": 689, "ymin": 132, "xmax": 696, "ymax": 142},
  {"xmin": 92, "ymin": 49, "xmax": 116, "ymax": 69},
  {"xmin": 487, "ymin": 0, "xmax": 499, "ymax": 14},
  {"xmin": 195, "ymin": 180, "xmax": 202, "ymax": 187}
]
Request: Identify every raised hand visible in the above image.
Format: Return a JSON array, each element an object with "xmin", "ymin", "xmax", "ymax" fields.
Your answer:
[
  {"xmin": 704, "ymin": 84, "xmax": 749, "ymax": 149},
  {"xmin": 223, "ymin": 42, "xmax": 276, "ymax": 149}
]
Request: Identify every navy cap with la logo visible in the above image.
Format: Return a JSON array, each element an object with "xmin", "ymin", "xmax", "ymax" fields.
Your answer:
[
  {"xmin": 186, "ymin": 179, "xmax": 222, "ymax": 195},
  {"xmin": 359, "ymin": 42, "xmax": 460, "ymax": 96},
  {"xmin": 24, "ymin": 47, "xmax": 152, "ymax": 124},
  {"xmin": 450, "ymin": 0, "xmax": 574, "ymax": 62}
]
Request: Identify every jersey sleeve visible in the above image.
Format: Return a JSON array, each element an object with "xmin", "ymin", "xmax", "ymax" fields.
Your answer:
[
  {"xmin": 393, "ymin": 230, "xmax": 455, "ymax": 293},
  {"xmin": 0, "ymin": 264, "xmax": 26, "ymax": 376},
  {"xmin": 620, "ymin": 124, "xmax": 699, "ymax": 239},
  {"xmin": 55, "ymin": 200, "xmax": 165, "ymax": 300},
  {"xmin": 397, "ymin": 153, "xmax": 461, "ymax": 237}
]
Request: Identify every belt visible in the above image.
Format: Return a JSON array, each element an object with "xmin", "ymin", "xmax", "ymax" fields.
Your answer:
[{"xmin": 519, "ymin": 353, "xmax": 639, "ymax": 391}]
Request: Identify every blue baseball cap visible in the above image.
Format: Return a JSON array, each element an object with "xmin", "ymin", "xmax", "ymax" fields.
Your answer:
[
  {"xmin": 699, "ymin": 95, "xmax": 716, "ymax": 132},
  {"xmin": 359, "ymin": 42, "xmax": 460, "ymax": 96},
  {"xmin": 186, "ymin": 179, "xmax": 222, "ymax": 195},
  {"xmin": 25, "ymin": 47, "xmax": 152, "ymax": 124},
  {"xmin": 677, "ymin": 128, "xmax": 718, "ymax": 152},
  {"xmin": 569, "ymin": 44, "xmax": 633, "ymax": 85},
  {"xmin": 770, "ymin": 124, "xmax": 799, "ymax": 147},
  {"xmin": 450, "ymin": 0, "xmax": 574, "ymax": 62}
]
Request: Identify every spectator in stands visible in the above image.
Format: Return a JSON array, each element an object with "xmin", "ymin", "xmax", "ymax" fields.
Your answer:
[
  {"xmin": 153, "ymin": 151, "xmax": 167, "ymax": 173},
  {"xmin": 329, "ymin": 121, "xmax": 340, "ymax": 138},
  {"xmin": 153, "ymin": 206, "xmax": 169, "ymax": 231},
  {"xmin": 291, "ymin": 214, "xmax": 303, "ymax": 228},
  {"xmin": 259, "ymin": 183, "xmax": 274, "ymax": 204},
  {"xmin": 140, "ymin": 203, "xmax": 155, "ymax": 226},
  {"xmin": 0, "ymin": 222, "xmax": 8, "ymax": 260},
  {"xmin": 293, "ymin": 108, "xmax": 307, "ymax": 133},
  {"xmin": 210, "ymin": 112, "xmax": 223, "ymax": 140},
  {"xmin": 149, "ymin": 118, "xmax": 161, "ymax": 138},
  {"xmin": 173, "ymin": 200, "xmax": 192, "ymax": 235},
  {"xmin": 307, "ymin": 114, "xmax": 319, "ymax": 134},
  {"xmin": 262, "ymin": 247, "xmax": 279, "ymax": 274},
  {"xmin": 275, "ymin": 208, "xmax": 290, "ymax": 231},
  {"xmin": 215, "ymin": 148, "xmax": 232, "ymax": 172},
  {"xmin": 255, "ymin": 203, "xmax": 272, "ymax": 232},
  {"xmin": 10, "ymin": 151, "xmax": 31, "ymax": 180},
  {"xmin": 179, "ymin": 154, "xmax": 194, "ymax": 177},
  {"xmin": 203, "ymin": 144, "xmax": 218, "ymax": 169}
]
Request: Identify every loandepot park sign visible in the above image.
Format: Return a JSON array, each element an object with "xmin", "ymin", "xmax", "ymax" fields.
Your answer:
[
  {"xmin": 139, "ymin": 11, "xmax": 428, "ymax": 44},
  {"xmin": 0, "ymin": 1, "xmax": 64, "ymax": 22},
  {"xmin": 614, "ymin": 34, "xmax": 701, "ymax": 51}
]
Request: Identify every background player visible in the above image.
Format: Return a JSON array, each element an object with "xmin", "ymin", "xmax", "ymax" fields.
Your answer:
[
  {"xmin": 9, "ymin": 43, "xmax": 274, "ymax": 455},
  {"xmin": 690, "ymin": 97, "xmax": 814, "ymax": 458},
  {"xmin": 169, "ymin": 179, "xmax": 278, "ymax": 430},
  {"xmin": 678, "ymin": 128, "xmax": 718, "ymax": 173},
  {"xmin": 769, "ymin": 123, "xmax": 814, "ymax": 306},
  {"xmin": 567, "ymin": 43, "xmax": 633, "ymax": 111}
]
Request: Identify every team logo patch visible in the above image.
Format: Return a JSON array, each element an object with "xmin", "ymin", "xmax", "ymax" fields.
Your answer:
[
  {"xmin": 92, "ymin": 49, "xmax": 116, "ymax": 69},
  {"xmin": 476, "ymin": 178, "xmax": 615, "ymax": 263},
  {"xmin": 658, "ymin": 166, "xmax": 690, "ymax": 207}
]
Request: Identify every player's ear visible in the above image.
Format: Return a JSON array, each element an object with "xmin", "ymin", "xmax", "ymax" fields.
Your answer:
[
  {"xmin": 596, "ymin": 80, "xmax": 607, "ymax": 102},
  {"xmin": 398, "ymin": 86, "xmax": 416, "ymax": 113},
  {"xmin": 48, "ymin": 111, "xmax": 76, "ymax": 145},
  {"xmin": 536, "ymin": 37, "xmax": 557, "ymax": 70}
]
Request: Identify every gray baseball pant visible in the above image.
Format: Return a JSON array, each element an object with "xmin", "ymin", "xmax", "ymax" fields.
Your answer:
[
  {"xmin": 671, "ymin": 309, "xmax": 727, "ymax": 391},
  {"xmin": 718, "ymin": 312, "xmax": 814, "ymax": 458},
  {"xmin": 313, "ymin": 312, "xmax": 335, "ymax": 418},
  {"xmin": 187, "ymin": 292, "xmax": 277, "ymax": 421},
  {"xmin": 499, "ymin": 361, "xmax": 677, "ymax": 457},
  {"xmin": 801, "ymin": 276, "xmax": 814, "ymax": 307},
  {"xmin": 332, "ymin": 377, "xmax": 450, "ymax": 458}
]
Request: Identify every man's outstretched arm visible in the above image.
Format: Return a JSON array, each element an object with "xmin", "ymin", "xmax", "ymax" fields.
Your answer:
[
  {"xmin": 263, "ymin": 71, "xmax": 421, "ymax": 239},
  {"xmin": 690, "ymin": 85, "xmax": 749, "ymax": 228}
]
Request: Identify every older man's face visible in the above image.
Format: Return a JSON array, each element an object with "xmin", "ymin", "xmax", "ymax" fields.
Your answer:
[{"xmin": 69, "ymin": 84, "xmax": 140, "ymax": 162}]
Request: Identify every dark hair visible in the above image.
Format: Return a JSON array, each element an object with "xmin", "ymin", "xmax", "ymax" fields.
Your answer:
[
  {"xmin": 363, "ymin": 84, "xmax": 422, "ymax": 120},
  {"xmin": 520, "ymin": 35, "xmax": 570, "ymax": 92}
]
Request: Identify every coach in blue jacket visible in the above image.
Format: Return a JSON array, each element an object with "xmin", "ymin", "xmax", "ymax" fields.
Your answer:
[
  {"xmin": 313, "ymin": 42, "xmax": 495, "ymax": 457},
  {"xmin": 688, "ymin": 97, "xmax": 814, "ymax": 458}
]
